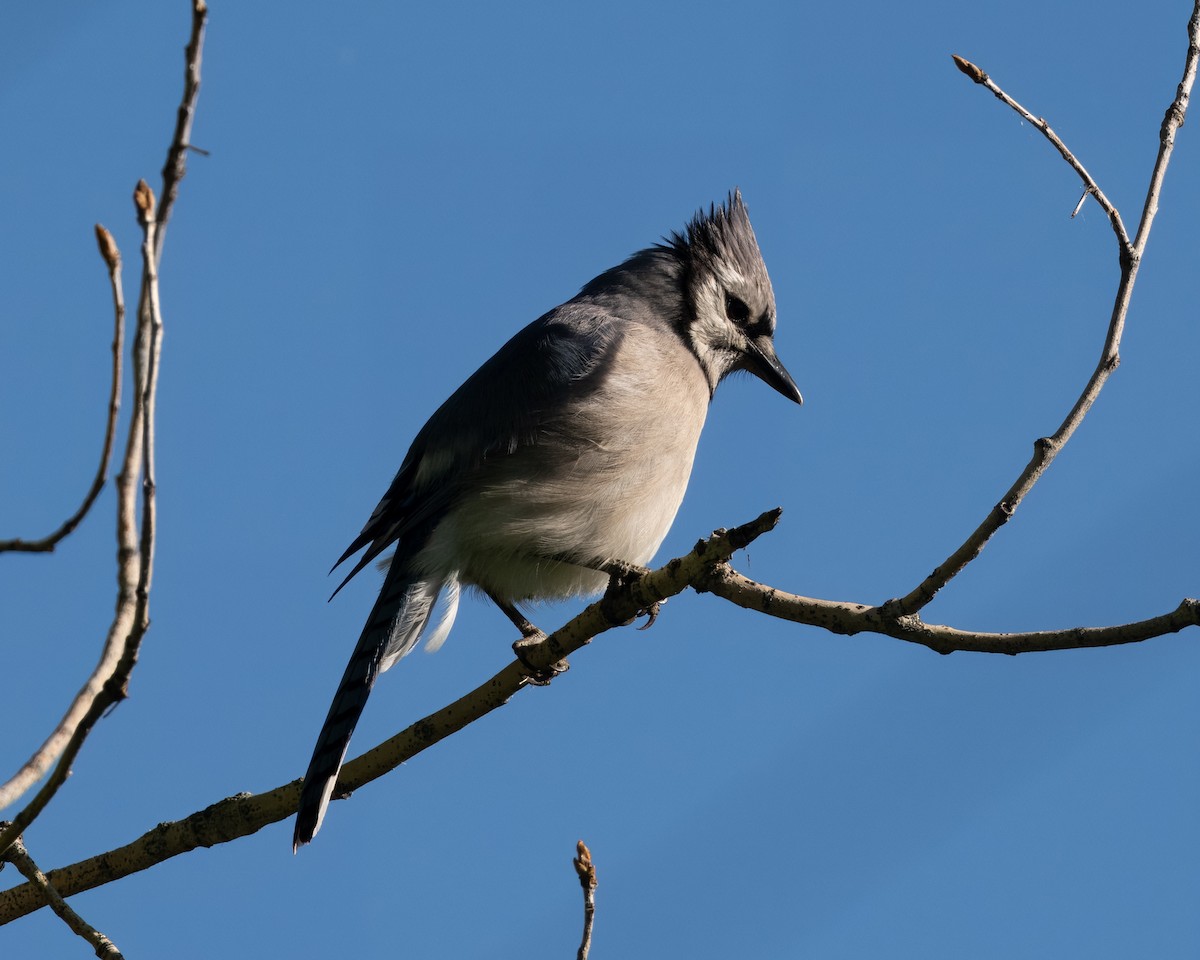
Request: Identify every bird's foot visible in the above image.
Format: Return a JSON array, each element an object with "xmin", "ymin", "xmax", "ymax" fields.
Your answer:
[
  {"xmin": 542, "ymin": 553, "xmax": 660, "ymax": 627},
  {"xmin": 512, "ymin": 631, "xmax": 569, "ymax": 686},
  {"xmin": 489, "ymin": 591, "xmax": 569, "ymax": 684},
  {"xmin": 600, "ymin": 561, "xmax": 663, "ymax": 628}
]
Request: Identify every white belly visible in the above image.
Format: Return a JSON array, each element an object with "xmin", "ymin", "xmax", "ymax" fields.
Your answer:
[{"xmin": 419, "ymin": 325, "xmax": 710, "ymax": 600}]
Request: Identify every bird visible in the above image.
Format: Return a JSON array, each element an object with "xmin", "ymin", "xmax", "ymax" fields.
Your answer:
[{"xmin": 293, "ymin": 190, "xmax": 802, "ymax": 850}]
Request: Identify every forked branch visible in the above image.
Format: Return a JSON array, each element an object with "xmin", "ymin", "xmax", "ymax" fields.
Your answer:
[
  {"xmin": 2, "ymin": 508, "xmax": 1196, "ymax": 924},
  {"xmin": 1, "ymin": 834, "xmax": 124, "ymax": 959},
  {"xmin": 0, "ymin": 0, "xmax": 208, "ymax": 844},
  {"xmin": 891, "ymin": 6, "xmax": 1199, "ymax": 615}
]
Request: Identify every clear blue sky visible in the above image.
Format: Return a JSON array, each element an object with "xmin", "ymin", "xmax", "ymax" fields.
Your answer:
[{"xmin": 3, "ymin": 2, "xmax": 1198, "ymax": 956}]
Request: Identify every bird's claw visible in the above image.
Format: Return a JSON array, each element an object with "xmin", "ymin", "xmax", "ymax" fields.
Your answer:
[
  {"xmin": 512, "ymin": 632, "xmax": 569, "ymax": 685},
  {"xmin": 636, "ymin": 600, "xmax": 662, "ymax": 630}
]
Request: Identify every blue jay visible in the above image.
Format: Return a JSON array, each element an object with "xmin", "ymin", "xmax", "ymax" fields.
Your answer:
[{"xmin": 294, "ymin": 191, "xmax": 801, "ymax": 849}]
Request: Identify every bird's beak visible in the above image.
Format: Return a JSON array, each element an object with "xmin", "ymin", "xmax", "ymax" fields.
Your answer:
[{"xmin": 745, "ymin": 336, "xmax": 803, "ymax": 405}]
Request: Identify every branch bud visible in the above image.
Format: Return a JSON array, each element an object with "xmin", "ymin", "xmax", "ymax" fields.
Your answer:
[
  {"xmin": 573, "ymin": 840, "xmax": 596, "ymax": 887},
  {"xmin": 93, "ymin": 224, "xmax": 121, "ymax": 271},
  {"xmin": 133, "ymin": 179, "xmax": 157, "ymax": 221},
  {"xmin": 951, "ymin": 54, "xmax": 987, "ymax": 84}
]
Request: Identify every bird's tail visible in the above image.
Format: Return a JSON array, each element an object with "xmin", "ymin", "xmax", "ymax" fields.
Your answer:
[{"xmin": 293, "ymin": 565, "xmax": 457, "ymax": 851}]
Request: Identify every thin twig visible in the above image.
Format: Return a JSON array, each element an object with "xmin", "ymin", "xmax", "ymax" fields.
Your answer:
[
  {"xmin": 1070, "ymin": 187, "xmax": 1090, "ymax": 219},
  {"xmin": 0, "ymin": 230, "xmax": 127, "ymax": 811},
  {"xmin": 154, "ymin": 0, "xmax": 207, "ymax": 263},
  {"xmin": 134, "ymin": 180, "xmax": 163, "ymax": 632},
  {"xmin": 0, "ymin": 189, "xmax": 155, "ymax": 857},
  {"xmin": 0, "ymin": 228, "xmax": 125, "ymax": 555},
  {"xmin": 892, "ymin": 23, "xmax": 1198, "ymax": 616},
  {"xmin": 2, "ymin": 832, "xmax": 124, "ymax": 959},
  {"xmin": 573, "ymin": 841, "xmax": 598, "ymax": 960},
  {"xmin": 1129, "ymin": 2, "xmax": 1199, "ymax": 262},
  {"xmin": 950, "ymin": 54, "xmax": 1131, "ymax": 252}
]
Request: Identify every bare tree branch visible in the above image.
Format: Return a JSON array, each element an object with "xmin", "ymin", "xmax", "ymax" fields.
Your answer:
[
  {"xmin": 702, "ymin": 568, "xmax": 1200, "ymax": 655},
  {"xmin": 0, "ymin": 0, "xmax": 208, "ymax": 831},
  {"xmin": 133, "ymin": 179, "xmax": 164, "ymax": 632},
  {"xmin": 1, "ymin": 833, "xmax": 124, "ymax": 959},
  {"xmin": 0, "ymin": 228, "xmax": 125, "ymax": 556},
  {"xmin": 0, "ymin": 515, "xmax": 782, "ymax": 923},
  {"xmin": 890, "ymin": 9, "xmax": 1199, "ymax": 616},
  {"xmin": 2, "ymin": 499, "xmax": 1195, "ymax": 924},
  {"xmin": 573, "ymin": 840, "xmax": 598, "ymax": 960},
  {"xmin": 0, "ymin": 230, "xmax": 128, "ymax": 810},
  {"xmin": 154, "ymin": 0, "xmax": 208, "ymax": 264},
  {"xmin": 0, "ymin": 188, "xmax": 158, "ymax": 857},
  {"xmin": 950, "ymin": 54, "xmax": 1132, "ymax": 251},
  {"xmin": 1130, "ymin": 2, "xmax": 1199, "ymax": 261}
]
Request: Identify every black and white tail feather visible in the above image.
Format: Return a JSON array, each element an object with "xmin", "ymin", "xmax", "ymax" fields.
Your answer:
[{"xmin": 292, "ymin": 566, "xmax": 459, "ymax": 850}]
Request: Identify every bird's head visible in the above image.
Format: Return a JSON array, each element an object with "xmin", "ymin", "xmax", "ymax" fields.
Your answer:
[{"xmin": 673, "ymin": 190, "xmax": 802, "ymax": 405}]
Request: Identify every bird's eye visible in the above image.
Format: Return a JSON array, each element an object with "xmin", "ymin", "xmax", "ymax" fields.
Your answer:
[{"xmin": 724, "ymin": 294, "xmax": 750, "ymax": 325}]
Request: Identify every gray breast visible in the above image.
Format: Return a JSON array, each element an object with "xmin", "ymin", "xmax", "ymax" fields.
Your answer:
[{"xmin": 419, "ymin": 322, "xmax": 711, "ymax": 601}]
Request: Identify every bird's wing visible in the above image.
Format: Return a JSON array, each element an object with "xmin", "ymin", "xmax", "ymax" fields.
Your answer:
[{"xmin": 330, "ymin": 304, "xmax": 626, "ymax": 594}]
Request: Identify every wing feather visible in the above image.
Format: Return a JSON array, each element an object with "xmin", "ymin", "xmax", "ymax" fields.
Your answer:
[{"xmin": 330, "ymin": 305, "xmax": 627, "ymax": 589}]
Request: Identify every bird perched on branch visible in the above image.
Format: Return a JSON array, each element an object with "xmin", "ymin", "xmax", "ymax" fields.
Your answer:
[{"xmin": 294, "ymin": 190, "xmax": 802, "ymax": 849}]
